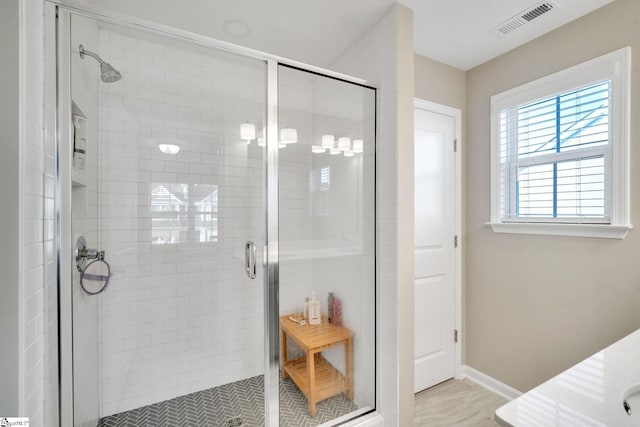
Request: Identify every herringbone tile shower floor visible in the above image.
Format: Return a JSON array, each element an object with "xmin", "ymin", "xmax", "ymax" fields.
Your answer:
[{"xmin": 98, "ymin": 375, "xmax": 358, "ymax": 427}]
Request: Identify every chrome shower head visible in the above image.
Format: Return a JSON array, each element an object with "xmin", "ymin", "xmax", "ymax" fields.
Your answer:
[
  {"xmin": 99, "ymin": 62, "xmax": 122, "ymax": 83},
  {"xmin": 79, "ymin": 44, "xmax": 122, "ymax": 83}
]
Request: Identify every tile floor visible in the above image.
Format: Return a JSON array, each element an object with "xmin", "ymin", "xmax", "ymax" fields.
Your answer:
[
  {"xmin": 98, "ymin": 376, "xmax": 505, "ymax": 426},
  {"xmin": 98, "ymin": 375, "xmax": 357, "ymax": 427}
]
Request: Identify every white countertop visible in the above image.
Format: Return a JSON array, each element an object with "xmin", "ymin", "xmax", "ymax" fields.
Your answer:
[{"xmin": 495, "ymin": 328, "xmax": 640, "ymax": 427}]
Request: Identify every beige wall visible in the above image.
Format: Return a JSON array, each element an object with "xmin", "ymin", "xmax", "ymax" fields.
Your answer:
[
  {"xmin": 397, "ymin": 5, "xmax": 415, "ymax": 426},
  {"xmin": 415, "ymin": 54, "xmax": 465, "ymax": 110},
  {"xmin": 465, "ymin": 0, "xmax": 640, "ymax": 392}
]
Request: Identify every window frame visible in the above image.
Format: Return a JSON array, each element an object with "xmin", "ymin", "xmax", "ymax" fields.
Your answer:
[{"xmin": 488, "ymin": 47, "xmax": 632, "ymax": 239}]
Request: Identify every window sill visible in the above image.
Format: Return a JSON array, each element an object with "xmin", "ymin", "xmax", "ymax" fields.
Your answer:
[{"xmin": 487, "ymin": 222, "xmax": 633, "ymax": 239}]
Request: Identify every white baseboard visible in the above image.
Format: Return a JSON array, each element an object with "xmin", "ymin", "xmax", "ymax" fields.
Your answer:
[{"xmin": 462, "ymin": 365, "xmax": 522, "ymax": 401}]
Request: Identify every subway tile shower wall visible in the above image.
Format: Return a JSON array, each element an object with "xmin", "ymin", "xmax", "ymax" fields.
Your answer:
[
  {"xmin": 71, "ymin": 15, "xmax": 101, "ymax": 425},
  {"xmin": 96, "ymin": 29, "xmax": 268, "ymax": 417},
  {"xmin": 22, "ymin": 1, "xmax": 51, "ymax": 426}
]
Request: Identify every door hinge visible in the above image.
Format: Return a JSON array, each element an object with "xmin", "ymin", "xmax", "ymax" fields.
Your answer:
[
  {"xmin": 454, "ymin": 329, "xmax": 458, "ymax": 343},
  {"xmin": 454, "ymin": 235, "xmax": 458, "ymax": 248},
  {"xmin": 454, "ymin": 139, "xmax": 457, "ymax": 153}
]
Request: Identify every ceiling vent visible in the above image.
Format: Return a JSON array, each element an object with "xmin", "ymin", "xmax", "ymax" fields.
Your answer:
[{"xmin": 491, "ymin": 1, "xmax": 556, "ymax": 37}]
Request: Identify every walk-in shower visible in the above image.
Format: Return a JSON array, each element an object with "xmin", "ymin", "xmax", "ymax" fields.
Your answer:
[{"xmin": 56, "ymin": 6, "xmax": 376, "ymax": 427}]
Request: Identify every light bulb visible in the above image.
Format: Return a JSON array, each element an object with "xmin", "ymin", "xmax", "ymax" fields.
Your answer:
[
  {"xmin": 329, "ymin": 147, "xmax": 340, "ymax": 155},
  {"xmin": 338, "ymin": 137, "xmax": 350, "ymax": 152},
  {"xmin": 352, "ymin": 139, "xmax": 363, "ymax": 153},
  {"xmin": 321, "ymin": 134, "xmax": 335, "ymax": 149},
  {"xmin": 240, "ymin": 123, "xmax": 255, "ymax": 141},
  {"xmin": 344, "ymin": 150, "xmax": 354, "ymax": 157},
  {"xmin": 280, "ymin": 128, "xmax": 297, "ymax": 144}
]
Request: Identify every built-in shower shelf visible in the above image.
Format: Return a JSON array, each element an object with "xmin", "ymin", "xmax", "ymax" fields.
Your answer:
[
  {"xmin": 71, "ymin": 104, "xmax": 88, "ymax": 187},
  {"xmin": 72, "ymin": 169, "xmax": 87, "ymax": 187}
]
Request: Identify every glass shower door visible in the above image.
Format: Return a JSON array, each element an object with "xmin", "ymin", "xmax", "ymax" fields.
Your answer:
[
  {"xmin": 61, "ymin": 8, "xmax": 377, "ymax": 427},
  {"xmin": 66, "ymin": 12, "xmax": 268, "ymax": 426},
  {"xmin": 277, "ymin": 65, "xmax": 376, "ymax": 425}
]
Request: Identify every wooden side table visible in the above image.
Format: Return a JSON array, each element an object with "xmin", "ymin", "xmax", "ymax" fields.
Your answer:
[{"xmin": 280, "ymin": 314, "xmax": 354, "ymax": 416}]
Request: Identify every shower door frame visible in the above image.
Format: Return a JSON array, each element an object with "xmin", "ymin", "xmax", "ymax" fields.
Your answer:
[{"xmin": 49, "ymin": 3, "xmax": 377, "ymax": 426}]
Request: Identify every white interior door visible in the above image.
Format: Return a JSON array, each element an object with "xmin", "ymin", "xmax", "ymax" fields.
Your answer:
[{"xmin": 414, "ymin": 101, "xmax": 459, "ymax": 393}]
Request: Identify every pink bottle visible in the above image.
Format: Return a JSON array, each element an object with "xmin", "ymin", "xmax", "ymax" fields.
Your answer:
[{"xmin": 333, "ymin": 296, "xmax": 342, "ymax": 326}]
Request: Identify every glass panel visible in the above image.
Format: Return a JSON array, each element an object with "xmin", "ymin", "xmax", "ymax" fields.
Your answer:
[
  {"xmin": 516, "ymin": 97, "xmax": 557, "ymax": 158},
  {"xmin": 556, "ymin": 157, "xmax": 605, "ymax": 218},
  {"xmin": 69, "ymin": 14, "xmax": 267, "ymax": 425},
  {"xmin": 516, "ymin": 163, "xmax": 555, "ymax": 217},
  {"xmin": 514, "ymin": 81, "xmax": 610, "ymax": 159},
  {"xmin": 277, "ymin": 65, "xmax": 376, "ymax": 425},
  {"xmin": 516, "ymin": 157, "xmax": 605, "ymax": 219},
  {"xmin": 557, "ymin": 82, "xmax": 609, "ymax": 152}
]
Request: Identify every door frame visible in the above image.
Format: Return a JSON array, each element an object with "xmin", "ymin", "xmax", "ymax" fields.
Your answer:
[
  {"xmin": 414, "ymin": 98, "xmax": 463, "ymax": 381},
  {"xmin": 54, "ymin": 6, "xmax": 75, "ymax": 425}
]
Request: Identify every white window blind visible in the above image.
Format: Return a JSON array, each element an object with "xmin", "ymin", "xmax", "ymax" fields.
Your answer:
[
  {"xmin": 500, "ymin": 81, "xmax": 611, "ymax": 223},
  {"xmin": 489, "ymin": 47, "xmax": 631, "ymax": 239}
]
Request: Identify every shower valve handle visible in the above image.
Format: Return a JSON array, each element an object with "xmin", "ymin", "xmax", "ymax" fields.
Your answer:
[
  {"xmin": 75, "ymin": 235, "xmax": 106, "ymax": 272},
  {"xmin": 245, "ymin": 241, "xmax": 257, "ymax": 279}
]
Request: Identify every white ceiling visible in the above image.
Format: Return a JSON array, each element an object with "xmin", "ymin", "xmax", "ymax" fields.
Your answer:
[
  {"xmin": 400, "ymin": 0, "xmax": 614, "ymax": 70},
  {"xmin": 78, "ymin": 0, "xmax": 395, "ymax": 68},
  {"xmin": 76, "ymin": 0, "xmax": 613, "ymax": 71}
]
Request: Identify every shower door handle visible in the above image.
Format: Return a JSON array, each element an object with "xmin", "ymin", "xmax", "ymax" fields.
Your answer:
[{"xmin": 245, "ymin": 241, "xmax": 257, "ymax": 279}]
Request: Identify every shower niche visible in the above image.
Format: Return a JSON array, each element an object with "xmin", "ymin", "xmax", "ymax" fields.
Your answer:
[
  {"xmin": 59, "ymin": 7, "xmax": 376, "ymax": 427},
  {"xmin": 71, "ymin": 103, "xmax": 88, "ymax": 185},
  {"xmin": 71, "ymin": 103, "xmax": 88, "ymax": 214}
]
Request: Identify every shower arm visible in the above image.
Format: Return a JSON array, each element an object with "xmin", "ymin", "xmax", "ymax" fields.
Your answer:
[{"xmin": 79, "ymin": 44, "xmax": 105, "ymax": 64}]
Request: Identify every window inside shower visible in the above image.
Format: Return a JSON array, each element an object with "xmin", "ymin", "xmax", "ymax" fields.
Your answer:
[
  {"xmin": 150, "ymin": 183, "xmax": 219, "ymax": 244},
  {"xmin": 64, "ymin": 10, "xmax": 375, "ymax": 427}
]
